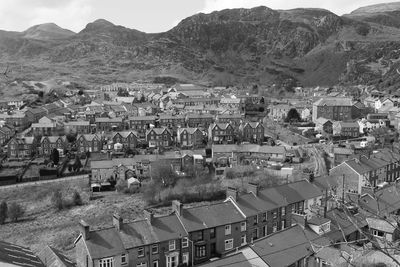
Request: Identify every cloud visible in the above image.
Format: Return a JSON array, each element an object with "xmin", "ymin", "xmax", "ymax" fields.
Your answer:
[
  {"xmin": 0, "ymin": 0, "xmax": 94, "ymax": 32},
  {"xmin": 202, "ymin": 0, "xmax": 396, "ymax": 15}
]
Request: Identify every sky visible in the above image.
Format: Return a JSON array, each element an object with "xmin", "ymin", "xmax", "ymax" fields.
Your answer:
[{"xmin": 0, "ymin": 0, "xmax": 395, "ymax": 33}]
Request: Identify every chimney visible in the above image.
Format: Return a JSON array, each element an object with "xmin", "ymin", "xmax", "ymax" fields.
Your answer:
[
  {"xmin": 246, "ymin": 182, "xmax": 259, "ymax": 196},
  {"xmin": 172, "ymin": 200, "xmax": 183, "ymax": 217},
  {"xmin": 144, "ymin": 209, "xmax": 154, "ymax": 225},
  {"xmin": 113, "ymin": 212, "xmax": 123, "ymax": 231},
  {"xmin": 79, "ymin": 220, "xmax": 90, "ymax": 240},
  {"xmin": 226, "ymin": 187, "xmax": 238, "ymax": 201}
]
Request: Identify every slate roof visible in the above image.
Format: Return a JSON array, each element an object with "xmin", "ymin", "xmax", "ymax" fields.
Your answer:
[
  {"xmin": 359, "ymin": 184, "xmax": 400, "ymax": 215},
  {"xmin": 177, "ymin": 128, "xmax": 201, "ymax": 135},
  {"xmin": 95, "ymin": 117, "xmax": 123, "ymax": 123},
  {"xmin": 84, "ymin": 228, "xmax": 125, "ymax": 259},
  {"xmin": 250, "ymin": 225, "xmax": 314, "ymax": 267},
  {"xmin": 366, "ymin": 217, "xmax": 396, "ymax": 233},
  {"xmin": 0, "ymin": 240, "xmax": 45, "ymax": 267},
  {"xmin": 234, "ymin": 192, "xmax": 279, "ymax": 216},
  {"xmin": 179, "ymin": 201, "xmax": 244, "ymax": 232},
  {"xmin": 199, "ymin": 252, "xmax": 254, "ymax": 267},
  {"xmin": 314, "ymin": 97, "xmax": 353, "ymax": 107},
  {"xmin": 37, "ymin": 245, "xmax": 75, "ymax": 267}
]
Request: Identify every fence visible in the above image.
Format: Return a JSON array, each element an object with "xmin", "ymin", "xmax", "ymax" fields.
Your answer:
[{"xmin": 0, "ymin": 174, "xmax": 89, "ymax": 190}]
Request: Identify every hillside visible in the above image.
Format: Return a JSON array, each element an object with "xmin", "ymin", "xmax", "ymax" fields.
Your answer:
[{"xmin": 1, "ymin": 3, "xmax": 400, "ymax": 91}]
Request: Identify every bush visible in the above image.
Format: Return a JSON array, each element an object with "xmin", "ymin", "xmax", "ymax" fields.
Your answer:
[
  {"xmin": 8, "ymin": 202, "xmax": 24, "ymax": 222},
  {"xmin": 73, "ymin": 190, "xmax": 83, "ymax": 206},
  {"xmin": 0, "ymin": 201, "xmax": 7, "ymax": 224},
  {"xmin": 52, "ymin": 190, "xmax": 63, "ymax": 210},
  {"xmin": 115, "ymin": 179, "xmax": 128, "ymax": 192}
]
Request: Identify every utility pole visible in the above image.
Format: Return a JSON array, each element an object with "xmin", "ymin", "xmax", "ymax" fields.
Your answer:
[{"xmin": 342, "ymin": 174, "xmax": 345, "ymax": 205}]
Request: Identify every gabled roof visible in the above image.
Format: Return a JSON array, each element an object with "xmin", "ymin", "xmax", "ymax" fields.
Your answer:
[
  {"xmin": 359, "ymin": 184, "xmax": 400, "ymax": 215},
  {"xmin": 84, "ymin": 228, "xmax": 125, "ymax": 259},
  {"xmin": 366, "ymin": 217, "xmax": 396, "ymax": 233},
  {"xmin": 0, "ymin": 240, "xmax": 45, "ymax": 267},
  {"xmin": 41, "ymin": 136, "xmax": 65, "ymax": 143},
  {"xmin": 146, "ymin": 128, "xmax": 171, "ymax": 135},
  {"xmin": 179, "ymin": 201, "xmax": 244, "ymax": 232},
  {"xmin": 37, "ymin": 245, "xmax": 75, "ymax": 267},
  {"xmin": 210, "ymin": 122, "xmax": 232, "ymax": 130},
  {"xmin": 112, "ymin": 131, "xmax": 138, "ymax": 139},
  {"xmin": 177, "ymin": 127, "xmax": 201, "ymax": 135},
  {"xmin": 78, "ymin": 134, "xmax": 100, "ymax": 142},
  {"xmin": 234, "ymin": 192, "xmax": 279, "ymax": 216}
]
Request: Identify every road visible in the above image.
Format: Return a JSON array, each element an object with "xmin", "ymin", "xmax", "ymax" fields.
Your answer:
[
  {"xmin": 311, "ymin": 146, "xmax": 328, "ymax": 177},
  {"xmin": 0, "ymin": 174, "xmax": 89, "ymax": 190}
]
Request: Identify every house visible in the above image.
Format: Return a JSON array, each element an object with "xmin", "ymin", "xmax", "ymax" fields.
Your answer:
[
  {"xmin": 32, "ymin": 117, "xmax": 61, "ymax": 136},
  {"xmin": 111, "ymin": 131, "xmax": 138, "ymax": 150},
  {"xmin": 332, "ymin": 121, "xmax": 359, "ymax": 137},
  {"xmin": 75, "ymin": 211, "xmax": 189, "ymax": 267},
  {"xmin": 315, "ymin": 117, "xmax": 333, "ymax": 134},
  {"xmin": 216, "ymin": 114, "xmax": 243, "ymax": 126},
  {"xmin": 268, "ymin": 104, "xmax": 291, "ymax": 121},
  {"xmin": 96, "ymin": 117, "xmax": 124, "ymax": 132},
  {"xmin": 158, "ymin": 114, "xmax": 185, "ymax": 129},
  {"xmin": 312, "ymin": 97, "xmax": 360, "ymax": 122},
  {"xmin": 358, "ymin": 184, "xmax": 400, "ymax": 216},
  {"xmin": 129, "ymin": 116, "xmax": 156, "ymax": 133},
  {"xmin": 366, "ymin": 217, "xmax": 400, "ymax": 242},
  {"xmin": 0, "ymin": 112, "xmax": 29, "ymax": 132},
  {"xmin": 0, "ymin": 125, "xmax": 14, "ymax": 145},
  {"xmin": 76, "ymin": 134, "xmax": 102, "ymax": 153},
  {"xmin": 172, "ymin": 200, "xmax": 246, "ymax": 265},
  {"xmin": 333, "ymin": 147, "xmax": 355, "ymax": 166},
  {"xmin": 212, "ymin": 144, "xmax": 286, "ymax": 163},
  {"xmin": 64, "ymin": 121, "xmax": 91, "ymax": 135},
  {"xmin": 176, "ymin": 127, "xmax": 204, "ymax": 148},
  {"xmin": 240, "ymin": 122, "xmax": 264, "ymax": 143},
  {"xmin": 186, "ymin": 114, "xmax": 214, "ymax": 129},
  {"xmin": 208, "ymin": 123, "xmax": 235, "ymax": 144},
  {"xmin": 0, "ymin": 240, "xmax": 45, "ymax": 266},
  {"xmin": 91, "ymin": 158, "xmax": 137, "ymax": 185},
  {"xmin": 25, "ymin": 107, "xmax": 47, "ymax": 123},
  {"xmin": 39, "ymin": 136, "xmax": 67, "ymax": 156},
  {"xmin": 7, "ymin": 137, "xmax": 36, "ymax": 159},
  {"xmin": 146, "ymin": 128, "xmax": 173, "ymax": 148}
]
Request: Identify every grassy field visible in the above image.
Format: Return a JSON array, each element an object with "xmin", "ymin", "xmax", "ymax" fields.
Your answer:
[{"xmin": 0, "ymin": 178, "xmax": 146, "ymax": 260}]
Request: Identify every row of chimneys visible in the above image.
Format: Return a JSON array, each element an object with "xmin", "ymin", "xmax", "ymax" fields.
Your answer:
[
  {"xmin": 226, "ymin": 182, "xmax": 259, "ymax": 201},
  {"xmin": 79, "ymin": 209, "xmax": 155, "ymax": 241},
  {"xmin": 78, "ymin": 184, "xmax": 259, "ymax": 241}
]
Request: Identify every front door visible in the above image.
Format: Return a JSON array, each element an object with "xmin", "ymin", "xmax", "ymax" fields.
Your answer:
[
  {"xmin": 210, "ymin": 243, "xmax": 216, "ymax": 257},
  {"xmin": 166, "ymin": 253, "xmax": 179, "ymax": 267}
]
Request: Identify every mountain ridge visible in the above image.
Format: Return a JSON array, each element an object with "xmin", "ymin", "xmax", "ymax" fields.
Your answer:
[{"xmin": 1, "ymin": 3, "xmax": 400, "ymax": 92}]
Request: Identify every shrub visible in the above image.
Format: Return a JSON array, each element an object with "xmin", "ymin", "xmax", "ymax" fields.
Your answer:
[
  {"xmin": 52, "ymin": 190, "xmax": 63, "ymax": 210},
  {"xmin": 115, "ymin": 179, "xmax": 128, "ymax": 192},
  {"xmin": 0, "ymin": 201, "xmax": 7, "ymax": 224},
  {"xmin": 225, "ymin": 168, "xmax": 235, "ymax": 179},
  {"xmin": 8, "ymin": 202, "xmax": 24, "ymax": 222},
  {"xmin": 72, "ymin": 190, "xmax": 83, "ymax": 206}
]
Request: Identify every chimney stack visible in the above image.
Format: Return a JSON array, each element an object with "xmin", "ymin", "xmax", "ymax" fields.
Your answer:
[
  {"xmin": 172, "ymin": 200, "xmax": 183, "ymax": 217},
  {"xmin": 79, "ymin": 220, "xmax": 90, "ymax": 240},
  {"xmin": 144, "ymin": 209, "xmax": 154, "ymax": 225},
  {"xmin": 226, "ymin": 187, "xmax": 238, "ymax": 201},
  {"xmin": 113, "ymin": 212, "xmax": 123, "ymax": 231},
  {"xmin": 247, "ymin": 182, "xmax": 259, "ymax": 196}
]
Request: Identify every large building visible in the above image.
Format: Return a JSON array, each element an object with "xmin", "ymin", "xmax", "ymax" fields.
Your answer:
[{"xmin": 312, "ymin": 97, "xmax": 364, "ymax": 122}]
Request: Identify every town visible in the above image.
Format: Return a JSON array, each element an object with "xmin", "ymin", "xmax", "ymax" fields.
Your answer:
[{"xmin": 1, "ymin": 80, "xmax": 400, "ymax": 266}]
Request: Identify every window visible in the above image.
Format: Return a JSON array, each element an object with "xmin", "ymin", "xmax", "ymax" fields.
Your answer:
[
  {"xmin": 210, "ymin": 228, "xmax": 216, "ymax": 239},
  {"xmin": 195, "ymin": 245, "xmax": 206, "ymax": 258},
  {"xmin": 121, "ymin": 254, "xmax": 127, "ymax": 265},
  {"xmin": 99, "ymin": 258, "xmax": 114, "ymax": 267},
  {"xmin": 182, "ymin": 237, "xmax": 189, "ymax": 248},
  {"xmin": 152, "ymin": 244, "xmax": 158, "ymax": 254},
  {"xmin": 169, "ymin": 240, "xmax": 176, "ymax": 251},
  {"xmin": 137, "ymin": 247, "xmax": 144, "ymax": 258},
  {"xmin": 252, "ymin": 228, "xmax": 258, "ymax": 241},
  {"xmin": 273, "ymin": 222, "xmax": 278, "ymax": 233},
  {"xmin": 254, "ymin": 215, "xmax": 258, "ymax": 225},
  {"xmin": 273, "ymin": 210, "xmax": 277, "ymax": 219},
  {"xmin": 281, "ymin": 207, "xmax": 286, "ymax": 216},
  {"xmin": 195, "ymin": 230, "xmax": 204, "ymax": 241},
  {"xmin": 225, "ymin": 239, "xmax": 233, "ymax": 250},
  {"xmin": 372, "ymin": 230, "xmax": 384, "ymax": 237},
  {"xmin": 225, "ymin": 224, "xmax": 231, "ymax": 235},
  {"xmin": 281, "ymin": 220, "xmax": 286, "ymax": 230},
  {"xmin": 166, "ymin": 255, "xmax": 178, "ymax": 267},
  {"xmin": 241, "ymin": 235, "xmax": 246, "ymax": 245},
  {"xmin": 152, "ymin": 260, "xmax": 159, "ymax": 267},
  {"xmin": 240, "ymin": 221, "xmax": 246, "ymax": 232},
  {"xmin": 136, "ymin": 263, "xmax": 147, "ymax": 267},
  {"xmin": 262, "ymin": 212, "xmax": 267, "ymax": 222}
]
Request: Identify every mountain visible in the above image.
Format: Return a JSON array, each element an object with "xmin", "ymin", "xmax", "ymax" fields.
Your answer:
[
  {"xmin": 23, "ymin": 23, "xmax": 75, "ymax": 40},
  {"xmin": 2, "ymin": 4, "xmax": 400, "ymax": 92}
]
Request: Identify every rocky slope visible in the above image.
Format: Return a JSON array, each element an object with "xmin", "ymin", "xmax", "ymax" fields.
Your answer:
[{"xmin": 1, "ymin": 3, "xmax": 400, "ymax": 91}]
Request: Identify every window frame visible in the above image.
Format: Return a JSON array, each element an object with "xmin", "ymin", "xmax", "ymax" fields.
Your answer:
[
  {"xmin": 240, "ymin": 221, "xmax": 246, "ymax": 232},
  {"xmin": 152, "ymin": 244, "xmax": 158, "ymax": 254},
  {"xmin": 137, "ymin": 247, "xmax": 144, "ymax": 258},
  {"xmin": 169, "ymin": 240, "xmax": 176, "ymax": 251},
  {"xmin": 182, "ymin": 237, "xmax": 189, "ymax": 248},
  {"xmin": 121, "ymin": 254, "xmax": 127, "ymax": 265},
  {"xmin": 99, "ymin": 257, "xmax": 114, "ymax": 267},
  {"xmin": 225, "ymin": 224, "xmax": 231, "ymax": 235}
]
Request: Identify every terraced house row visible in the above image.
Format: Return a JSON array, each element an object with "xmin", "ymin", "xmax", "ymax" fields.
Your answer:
[{"xmin": 74, "ymin": 180, "xmax": 323, "ymax": 267}]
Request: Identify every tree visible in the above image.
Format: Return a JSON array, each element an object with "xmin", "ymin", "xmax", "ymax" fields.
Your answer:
[
  {"xmin": 8, "ymin": 202, "xmax": 24, "ymax": 222},
  {"xmin": 0, "ymin": 201, "xmax": 7, "ymax": 224},
  {"xmin": 72, "ymin": 190, "xmax": 83, "ymax": 206},
  {"xmin": 50, "ymin": 148, "xmax": 60, "ymax": 166},
  {"xmin": 66, "ymin": 133, "xmax": 77, "ymax": 143},
  {"xmin": 285, "ymin": 108, "xmax": 301, "ymax": 123},
  {"xmin": 52, "ymin": 190, "xmax": 63, "ymax": 210},
  {"xmin": 73, "ymin": 155, "xmax": 83, "ymax": 172},
  {"xmin": 78, "ymin": 90, "xmax": 84, "ymax": 95},
  {"xmin": 139, "ymin": 95, "xmax": 146, "ymax": 103},
  {"xmin": 151, "ymin": 162, "xmax": 178, "ymax": 187}
]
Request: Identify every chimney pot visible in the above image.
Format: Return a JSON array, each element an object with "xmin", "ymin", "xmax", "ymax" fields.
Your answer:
[
  {"xmin": 172, "ymin": 200, "xmax": 183, "ymax": 216},
  {"xmin": 79, "ymin": 220, "xmax": 90, "ymax": 240},
  {"xmin": 113, "ymin": 212, "xmax": 123, "ymax": 231}
]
